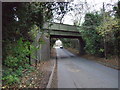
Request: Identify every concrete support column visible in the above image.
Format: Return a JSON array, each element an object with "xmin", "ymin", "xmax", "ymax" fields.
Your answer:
[
  {"xmin": 31, "ymin": 34, "xmax": 50, "ymax": 65},
  {"xmin": 78, "ymin": 37, "xmax": 85, "ymax": 55},
  {"xmin": 40, "ymin": 35, "xmax": 50, "ymax": 60}
]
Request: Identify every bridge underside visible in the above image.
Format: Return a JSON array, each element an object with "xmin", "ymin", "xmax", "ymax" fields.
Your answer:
[
  {"xmin": 49, "ymin": 29, "xmax": 81, "ymax": 38},
  {"xmin": 50, "ymin": 35, "xmax": 81, "ymax": 38},
  {"xmin": 49, "ymin": 29, "xmax": 81, "ymax": 37}
]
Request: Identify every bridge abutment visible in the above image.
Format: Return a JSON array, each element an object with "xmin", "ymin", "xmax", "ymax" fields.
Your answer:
[
  {"xmin": 31, "ymin": 34, "xmax": 50, "ymax": 65},
  {"xmin": 40, "ymin": 35, "xmax": 50, "ymax": 60}
]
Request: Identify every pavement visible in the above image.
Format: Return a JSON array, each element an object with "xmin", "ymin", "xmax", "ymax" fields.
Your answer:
[{"xmin": 56, "ymin": 48, "xmax": 118, "ymax": 88}]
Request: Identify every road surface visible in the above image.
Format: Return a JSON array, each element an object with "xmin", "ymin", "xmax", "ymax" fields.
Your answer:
[{"xmin": 56, "ymin": 48, "xmax": 118, "ymax": 88}]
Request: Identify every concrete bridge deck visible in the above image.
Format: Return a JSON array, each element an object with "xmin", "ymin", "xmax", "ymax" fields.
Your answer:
[{"xmin": 43, "ymin": 22, "xmax": 81, "ymax": 37}]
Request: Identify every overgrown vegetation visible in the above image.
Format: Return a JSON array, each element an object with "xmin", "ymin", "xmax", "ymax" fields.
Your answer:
[
  {"xmin": 79, "ymin": 1, "xmax": 120, "ymax": 59},
  {"xmin": 2, "ymin": 2, "xmax": 70, "ymax": 87},
  {"xmin": 80, "ymin": 13, "xmax": 103, "ymax": 56},
  {"xmin": 2, "ymin": 3, "xmax": 52, "ymax": 86}
]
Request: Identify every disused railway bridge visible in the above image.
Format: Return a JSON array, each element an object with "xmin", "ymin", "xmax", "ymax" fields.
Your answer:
[{"xmin": 32, "ymin": 22, "xmax": 85, "ymax": 62}]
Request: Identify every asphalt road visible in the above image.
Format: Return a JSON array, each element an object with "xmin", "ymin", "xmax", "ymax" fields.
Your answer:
[{"xmin": 56, "ymin": 48, "xmax": 118, "ymax": 88}]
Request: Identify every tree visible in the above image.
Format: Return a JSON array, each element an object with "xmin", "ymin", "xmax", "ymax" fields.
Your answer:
[
  {"xmin": 97, "ymin": 1, "xmax": 120, "ymax": 59},
  {"xmin": 2, "ymin": 2, "xmax": 53, "ymax": 42},
  {"xmin": 114, "ymin": 1, "xmax": 120, "ymax": 59},
  {"xmin": 52, "ymin": 2, "xmax": 71, "ymax": 23},
  {"xmin": 2, "ymin": 2, "xmax": 53, "ymax": 86},
  {"xmin": 80, "ymin": 13, "xmax": 103, "ymax": 56}
]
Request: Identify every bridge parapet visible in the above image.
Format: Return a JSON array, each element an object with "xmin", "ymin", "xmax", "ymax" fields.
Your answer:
[{"xmin": 43, "ymin": 22, "xmax": 80, "ymax": 32}]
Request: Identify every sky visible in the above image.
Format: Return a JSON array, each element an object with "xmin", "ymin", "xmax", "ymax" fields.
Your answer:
[{"xmin": 63, "ymin": 0, "xmax": 118, "ymax": 25}]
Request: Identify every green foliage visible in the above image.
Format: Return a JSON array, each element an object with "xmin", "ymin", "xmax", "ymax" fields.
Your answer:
[
  {"xmin": 3, "ymin": 62, "xmax": 35, "ymax": 86},
  {"xmin": 60, "ymin": 38, "xmax": 72, "ymax": 48},
  {"xmin": 3, "ymin": 38, "xmax": 37, "ymax": 86},
  {"xmin": 2, "ymin": 68, "xmax": 19, "ymax": 85},
  {"xmin": 2, "ymin": 68, "xmax": 13, "ymax": 77},
  {"xmin": 4, "ymin": 38, "xmax": 38, "ymax": 68},
  {"xmin": 4, "ymin": 56, "xmax": 18, "ymax": 68},
  {"xmin": 29, "ymin": 25, "xmax": 46, "ymax": 45},
  {"xmin": 97, "ymin": 16, "xmax": 120, "ymax": 37},
  {"xmin": 2, "ymin": 74, "xmax": 20, "ymax": 85},
  {"xmin": 29, "ymin": 25, "xmax": 40, "ymax": 40},
  {"xmin": 15, "ymin": 67, "xmax": 23, "ymax": 77},
  {"xmin": 2, "ymin": 2, "xmax": 73, "ymax": 87},
  {"xmin": 83, "ymin": 13, "xmax": 102, "ymax": 26},
  {"xmin": 80, "ymin": 13, "xmax": 103, "ymax": 56},
  {"xmin": 96, "ymin": 2, "xmax": 120, "ymax": 57},
  {"xmin": 80, "ymin": 1, "xmax": 120, "ymax": 57}
]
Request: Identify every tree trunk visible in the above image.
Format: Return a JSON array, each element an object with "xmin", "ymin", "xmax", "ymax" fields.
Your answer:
[
  {"xmin": 28, "ymin": 45, "xmax": 31, "ymax": 65},
  {"xmin": 104, "ymin": 37, "xmax": 107, "ymax": 59}
]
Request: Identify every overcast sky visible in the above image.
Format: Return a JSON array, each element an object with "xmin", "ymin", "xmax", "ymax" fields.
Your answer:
[{"xmin": 63, "ymin": 0, "xmax": 118, "ymax": 25}]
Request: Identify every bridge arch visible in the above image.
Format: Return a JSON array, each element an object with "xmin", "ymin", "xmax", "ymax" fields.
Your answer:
[
  {"xmin": 33, "ymin": 22, "xmax": 86, "ymax": 61},
  {"xmin": 50, "ymin": 35, "xmax": 85, "ymax": 55}
]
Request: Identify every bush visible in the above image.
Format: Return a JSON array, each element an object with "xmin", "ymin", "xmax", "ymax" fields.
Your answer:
[
  {"xmin": 4, "ymin": 56, "xmax": 18, "ymax": 68},
  {"xmin": 2, "ymin": 74, "xmax": 20, "ymax": 85},
  {"xmin": 80, "ymin": 13, "xmax": 103, "ymax": 56},
  {"xmin": 3, "ymin": 38, "xmax": 37, "ymax": 86},
  {"xmin": 14, "ymin": 67, "xmax": 23, "ymax": 77},
  {"xmin": 2, "ymin": 64, "xmax": 35, "ymax": 86}
]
